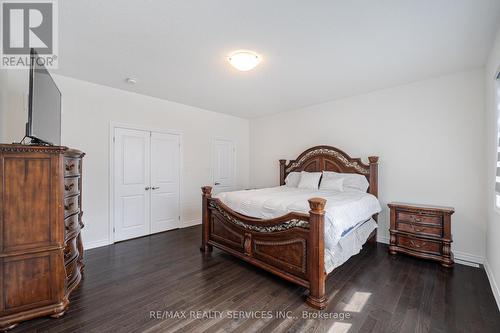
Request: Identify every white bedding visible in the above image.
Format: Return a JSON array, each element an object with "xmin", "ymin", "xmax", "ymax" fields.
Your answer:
[
  {"xmin": 215, "ymin": 185, "xmax": 381, "ymax": 253},
  {"xmin": 327, "ymin": 218, "xmax": 377, "ymax": 272}
]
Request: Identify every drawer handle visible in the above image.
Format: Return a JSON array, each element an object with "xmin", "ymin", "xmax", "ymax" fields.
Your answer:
[
  {"xmin": 411, "ymin": 225, "xmax": 424, "ymax": 233},
  {"xmin": 65, "ymin": 183, "xmax": 75, "ymax": 191},
  {"xmin": 409, "ymin": 240, "xmax": 426, "ymax": 248},
  {"xmin": 411, "ymin": 216, "xmax": 422, "ymax": 223},
  {"xmin": 64, "ymin": 245, "xmax": 72, "ymax": 258},
  {"xmin": 65, "ymin": 163, "xmax": 75, "ymax": 171},
  {"xmin": 65, "ymin": 219, "xmax": 75, "ymax": 230},
  {"xmin": 65, "ymin": 202, "xmax": 75, "ymax": 210}
]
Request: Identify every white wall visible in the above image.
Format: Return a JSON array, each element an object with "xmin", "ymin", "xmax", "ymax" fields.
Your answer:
[
  {"xmin": 485, "ymin": 27, "xmax": 500, "ymax": 309},
  {"xmin": 0, "ymin": 70, "xmax": 5, "ymax": 142},
  {"xmin": 0, "ymin": 69, "xmax": 29, "ymax": 143},
  {"xmin": 1, "ymin": 72, "xmax": 250, "ymax": 249},
  {"xmin": 250, "ymin": 69, "xmax": 486, "ymax": 262}
]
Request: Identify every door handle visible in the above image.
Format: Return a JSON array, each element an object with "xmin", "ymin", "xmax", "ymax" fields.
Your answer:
[
  {"xmin": 214, "ymin": 182, "xmax": 220, "ymax": 185},
  {"xmin": 152, "ymin": 186, "xmax": 160, "ymax": 190},
  {"xmin": 145, "ymin": 186, "xmax": 151, "ymax": 190}
]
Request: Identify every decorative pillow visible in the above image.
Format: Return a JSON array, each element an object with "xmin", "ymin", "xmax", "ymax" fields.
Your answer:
[
  {"xmin": 322, "ymin": 171, "xmax": 369, "ymax": 192},
  {"xmin": 297, "ymin": 171, "xmax": 322, "ymax": 189},
  {"xmin": 319, "ymin": 176, "xmax": 344, "ymax": 191},
  {"xmin": 284, "ymin": 172, "xmax": 301, "ymax": 187}
]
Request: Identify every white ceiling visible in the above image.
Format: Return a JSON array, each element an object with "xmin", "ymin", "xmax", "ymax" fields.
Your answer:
[{"xmin": 57, "ymin": 0, "xmax": 500, "ymax": 118}]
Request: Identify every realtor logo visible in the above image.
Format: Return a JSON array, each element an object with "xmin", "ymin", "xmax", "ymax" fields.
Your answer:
[{"xmin": 1, "ymin": 0, "xmax": 58, "ymax": 68}]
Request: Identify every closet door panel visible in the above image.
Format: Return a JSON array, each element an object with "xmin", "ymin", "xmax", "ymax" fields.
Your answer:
[
  {"xmin": 150, "ymin": 132, "xmax": 181, "ymax": 233},
  {"xmin": 114, "ymin": 128, "xmax": 151, "ymax": 241}
]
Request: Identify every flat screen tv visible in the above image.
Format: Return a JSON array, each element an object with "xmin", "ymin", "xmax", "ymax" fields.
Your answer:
[{"xmin": 26, "ymin": 48, "xmax": 61, "ymax": 146}]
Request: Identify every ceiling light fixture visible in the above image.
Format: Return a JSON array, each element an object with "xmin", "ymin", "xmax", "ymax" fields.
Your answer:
[
  {"xmin": 125, "ymin": 77, "xmax": 137, "ymax": 84},
  {"xmin": 227, "ymin": 50, "xmax": 261, "ymax": 71}
]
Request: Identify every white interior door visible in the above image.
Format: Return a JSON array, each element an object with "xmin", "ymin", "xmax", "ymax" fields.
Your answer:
[
  {"xmin": 212, "ymin": 139, "xmax": 235, "ymax": 194},
  {"xmin": 150, "ymin": 132, "xmax": 181, "ymax": 233},
  {"xmin": 114, "ymin": 128, "xmax": 151, "ymax": 242}
]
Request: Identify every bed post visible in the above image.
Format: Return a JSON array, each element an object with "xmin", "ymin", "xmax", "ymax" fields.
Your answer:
[
  {"xmin": 200, "ymin": 186, "xmax": 213, "ymax": 253},
  {"xmin": 368, "ymin": 156, "xmax": 379, "ymax": 244},
  {"xmin": 279, "ymin": 159, "xmax": 286, "ymax": 185},
  {"xmin": 306, "ymin": 197, "xmax": 327, "ymax": 310},
  {"xmin": 368, "ymin": 156, "xmax": 379, "ymax": 219},
  {"xmin": 368, "ymin": 156, "xmax": 378, "ymax": 198}
]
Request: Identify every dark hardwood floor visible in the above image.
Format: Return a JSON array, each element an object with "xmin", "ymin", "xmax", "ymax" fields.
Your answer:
[{"xmin": 11, "ymin": 226, "xmax": 500, "ymax": 333}]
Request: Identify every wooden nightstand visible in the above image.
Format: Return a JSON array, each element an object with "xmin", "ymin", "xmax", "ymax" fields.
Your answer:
[{"xmin": 388, "ymin": 202, "xmax": 454, "ymax": 267}]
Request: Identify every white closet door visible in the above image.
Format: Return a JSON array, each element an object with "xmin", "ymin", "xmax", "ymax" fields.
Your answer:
[
  {"xmin": 114, "ymin": 128, "xmax": 151, "ymax": 242},
  {"xmin": 212, "ymin": 139, "xmax": 235, "ymax": 195},
  {"xmin": 150, "ymin": 132, "xmax": 181, "ymax": 233}
]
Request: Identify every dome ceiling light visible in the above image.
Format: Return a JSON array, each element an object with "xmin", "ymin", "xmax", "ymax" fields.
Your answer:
[{"xmin": 227, "ymin": 50, "xmax": 261, "ymax": 71}]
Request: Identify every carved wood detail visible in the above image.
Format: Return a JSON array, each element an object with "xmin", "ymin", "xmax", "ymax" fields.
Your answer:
[
  {"xmin": 209, "ymin": 201, "xmax": 309, "ymax": 232},
  {"xmin": 284, "ymin": 146, "xmax": 370, "ymax": 174},
  {"xmin": 211, "ymin": 214, "xmax": 244, "ymax": 250},
  {"xmin": 253, "ymin": 238, "xmax": 307, "ymax": 274},
  {"xmin": 280, "ymin": 145, "xmax": 379, "ymax": 200}
]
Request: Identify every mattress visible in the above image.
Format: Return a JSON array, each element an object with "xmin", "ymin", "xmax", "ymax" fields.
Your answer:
[{"xmin": 215, "ymin": 186, "xmax": 381, "ymax": 273}]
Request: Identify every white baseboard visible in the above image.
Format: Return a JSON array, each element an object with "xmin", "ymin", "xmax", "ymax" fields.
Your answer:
[
  {"xmin": 84, "ymin": 239, "xmax": 110, "ymax": 250},
  {"xmin": 454, "ymin": 250, "xmax": 484, "ymax": 266},
  {"xmin": 484, "ymin": 260, "xmax": 500, "ymax": 311},
  {"xmin": 85, "ymin": 220, "xmax": 200, "ymax": 251},
  {"xmin": 182, "ymin": 219, "xmax": 201, "ymax": 228},
  {"xmin": 377, "ymin": 235, "xmax": 390, "ymax": 244}
]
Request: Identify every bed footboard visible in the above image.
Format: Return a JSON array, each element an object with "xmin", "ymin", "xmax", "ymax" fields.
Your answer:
[{"xmin": 200, "ymin": 186, "xmax": 327, "ymax": 309}]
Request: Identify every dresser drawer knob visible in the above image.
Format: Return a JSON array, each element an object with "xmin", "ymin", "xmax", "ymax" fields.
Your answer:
[
  {"xmin": 65, "ymin": 163, "xmax": 75, "ymax": 171},
  {"xmin": 409, "ymin": 240, "xmax": 426, "ymax": 248},
  {"xmin": 64, "ymin": 202, "xmax": 75, "ymax": 210},
  {"xmin": 65, "ymin": 183, "xmax": 75, "ymax": 191},
  {"xmin": 411, "ymin": 225, "xmax": 424, "ymax": 233},
  {"xmin": 65, "ymin": 219, "xmax": 75, "ymax": 230},
  {"xmin": 411, "ymin": 216, "xmax": 422, "ymax": 223}
]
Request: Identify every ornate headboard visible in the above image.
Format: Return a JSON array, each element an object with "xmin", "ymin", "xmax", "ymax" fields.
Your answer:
[{"xmin": 279, "ymin": 145, "xmax": 379, "ymax": 198}]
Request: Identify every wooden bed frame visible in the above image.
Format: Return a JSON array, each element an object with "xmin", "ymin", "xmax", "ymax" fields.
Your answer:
[{"xmin": 200, "ymin": 145, "xmax": 379, "ymax": 309}]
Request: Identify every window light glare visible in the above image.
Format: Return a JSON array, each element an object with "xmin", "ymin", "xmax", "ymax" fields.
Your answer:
[{"xmin": 227, "ymin": 50, "xmax": 261, "ymax": 71}]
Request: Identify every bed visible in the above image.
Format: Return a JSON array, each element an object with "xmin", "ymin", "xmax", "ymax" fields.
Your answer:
[{"xmin": 200, "ymin": 145, "xmax": 380, "ymax": 309}]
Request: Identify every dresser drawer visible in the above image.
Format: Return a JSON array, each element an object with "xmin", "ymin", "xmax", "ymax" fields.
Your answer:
[
  {"xmin": 64, "ymin": 158, "xmax": 81, "ymax": 177},
  {"xmin": 65, "ymin": 213, "xmax": 80, "ymax": 236},
  {"xmin": 397, "ymin": 235, "xmax": 441, "ymax": 255},
  {"xmin": 397, "ymin": 221, "xmax": 442, "ymax": 237},
  {"xmin": 397, "ymin": 211, "xmax": 442, "ymax": 226},
  {"xmin": 64, "ymin": 195, "xmax": 80, "ymax": 218},
  {"xmin": 65, "ymin": 257, "xmax": 78, "ymax": 282},
  {"xmin": 64, "ymin": 236, "xmax": 79, "ymax": 264},
  {"xmin": 64, "ymin": 177, "xmax": 80, "ymax": 197}
]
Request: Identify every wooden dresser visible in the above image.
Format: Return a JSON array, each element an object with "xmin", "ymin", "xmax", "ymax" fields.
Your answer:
[
  {"xmin": 388, "ymin": 202, "xmax": 454, "ymax": 267},
  {"xmin": 0, "ymin": 144, "xmax": 85, "ymax": 330}
]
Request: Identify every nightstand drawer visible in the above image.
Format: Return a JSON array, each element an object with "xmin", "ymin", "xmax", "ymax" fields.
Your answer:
[
  {"xmin": 397, "ymin": 221, "xmax": 442, "ymax": 237},
  {"xmin": 397, "ymin": 235, "xmax": 441, "ymax": 254},
  {"xmin": 397, "ymin": 211, "xmax": 441, "ymax": 225}
]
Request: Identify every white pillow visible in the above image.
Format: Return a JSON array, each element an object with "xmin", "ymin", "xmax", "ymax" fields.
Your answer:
[
  {"xmin": 322, "ymin": 171, "xmax": 369, "ymax": 192},
  {"xmin": 319, "ymin": 176, "xmax": 344, "ymax": 191},
  {"xmin": 284, "ymin": 172, "xmax": 301, "ymax": 187},
  {"xmin": 297, "ymin": 171, "xmax": 322, "ymax": 189}
]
